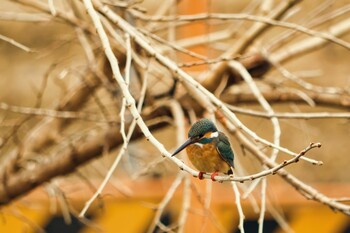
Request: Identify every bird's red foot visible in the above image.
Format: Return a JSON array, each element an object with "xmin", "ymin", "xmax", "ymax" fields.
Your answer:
[
  {"xmin": 198, "ymin": 172, "xmax": 205, "ymax": 180},
  {"xmin": 211, "ymin": 171, "xmax": 219, "ymax": 181}
]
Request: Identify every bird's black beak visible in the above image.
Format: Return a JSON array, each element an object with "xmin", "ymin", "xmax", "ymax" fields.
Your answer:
[{"xmin": 171, "ymin": 138, "xmax": 195, "ymax": 157}]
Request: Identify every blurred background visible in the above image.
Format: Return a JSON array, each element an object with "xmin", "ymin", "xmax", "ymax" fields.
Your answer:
[{"xmin": 0, "ymin": 0, "xmax": 350, "ymax": 232}]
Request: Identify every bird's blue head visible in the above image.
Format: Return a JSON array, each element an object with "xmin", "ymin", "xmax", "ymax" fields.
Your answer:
[
  {"xmin": 171, "ymin": 118, "xmax": 218, "ymax": 157},
  {"xmin": 188, "ymin": 118, "xmax": 217, "ymax": 138}
]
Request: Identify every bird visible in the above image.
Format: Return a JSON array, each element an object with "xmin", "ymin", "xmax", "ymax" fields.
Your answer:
[{"xmin": 171, "ymin": 118, "xmax": 234, "ymax": 181}]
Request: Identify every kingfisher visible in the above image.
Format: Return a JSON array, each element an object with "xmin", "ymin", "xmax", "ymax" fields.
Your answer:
[{"xmin": 171, "ymin": 118, "xmax": 234, "ymax": 181}]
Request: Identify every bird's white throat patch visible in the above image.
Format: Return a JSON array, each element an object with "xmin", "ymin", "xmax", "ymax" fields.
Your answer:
[{"xmin": 194, "ymin": 142, "xmax": 204, "ymax": 148}]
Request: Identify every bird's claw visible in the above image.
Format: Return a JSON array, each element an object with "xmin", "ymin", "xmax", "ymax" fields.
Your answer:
[
  {"xmin": 198, "ymin": 172, "xmax": 204, "ymax": 180},
  {"xmin": 211, "ymin": 171, "xmax": 219, "ymax": 181},
  {"xmin": 198, "ymin": 171, "xmax": 219, "ymax": 181}
]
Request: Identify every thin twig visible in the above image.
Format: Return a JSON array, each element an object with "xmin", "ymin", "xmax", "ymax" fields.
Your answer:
[
  {"xmin": 232, "ymin": 182, "xmax": 245, "ymax": 233},
  {"xmin": 258, "ymin": 179, "xmax": 267, "ymax": 233},
  {"xmin": 226, "ymin": 104, "xmax": 350, "ymax": 119},
  {"xmin": 138, "ymin": 28, "xmax": 208, "ymax": 61},
  {"xmin": 229, "ymin": 60, "xmax": 281, "ymax": 222},
  {"xmin": 147, "ymin": 174, "xmax": 185, "ymax": 233},
  {"xmin": 47, "ymin": 0, "xmax": 57, "ymax": 16},
  {"xmin": 229, "ymin": 60, "xmax": 281, "ymax": 160},
  {"xmin": 234, "ymin": 129, "xmax": 350, "ymax": 216},
  {"xmin": 269, "ymin": 57, "xmax": 346, "ymax": 95},
  {"xmin": 210, "ymin": 142, "xmax": 322, "ymax": 182},
  {"xmin": 270, "ymin": 17, "xmax": 350, "ymax": 63},
  {"xmin": 131, "ymin": 12, "xmax": 350, "ymax": 50},
  {"xmin": 267, "ymin": 3, "xmax": 350, "ymax": 52},
  {"xmin": 0, "ymin": 34, "xmax": 34, "ymax": 52},
  {"xmin": 0, "ymin": 102, "xmax": 114, "ymax": 122},
  {"xmin": 177, "ymin": 176, "xmax": 191, "ymax": 233},
  {"xmin": 0, "ymin": 12, "xmax": 51, "ymax": 21}
]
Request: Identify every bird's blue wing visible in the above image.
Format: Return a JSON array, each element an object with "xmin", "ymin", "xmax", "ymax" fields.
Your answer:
[{"xmin": 216, "ymin": 132, "xmax": 234, "ymax": 168}]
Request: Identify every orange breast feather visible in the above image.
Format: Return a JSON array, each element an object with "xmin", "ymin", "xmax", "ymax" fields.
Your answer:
[{"xmin": 186, "ymin": 143, "xmax": 230, "ymax": 173}]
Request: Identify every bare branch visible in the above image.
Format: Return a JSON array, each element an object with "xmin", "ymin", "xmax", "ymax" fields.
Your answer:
[
  {"xmin": 226, "ymin": 105, "xmax": 350, "ymax": 119},
  {"xmin": 131, "ymin": 12, "xmax": 350, "ymax": 50},
  {"xmin": 0, "ymin": 34, "xmax": 34, "ymax": 52},
  {"xmin": 232, "ymin": 182, "xmax": 245, "ymax": 233}
]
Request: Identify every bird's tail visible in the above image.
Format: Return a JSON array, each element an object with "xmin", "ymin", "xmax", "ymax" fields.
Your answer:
[{"xmin": 228, "ymin": 167, "xmax": 234, "ymax": 175}]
